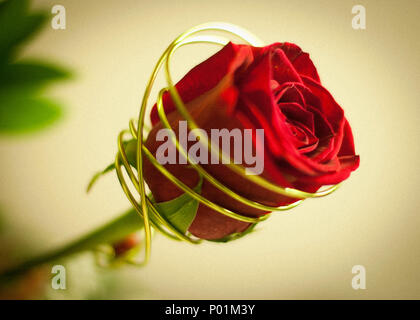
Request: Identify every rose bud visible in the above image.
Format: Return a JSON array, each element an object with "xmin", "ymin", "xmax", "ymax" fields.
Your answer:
[
  {"xmin": 143, "ymin": 42, "xmax": 359, "ymax": 240},
  {"xmin": 112, "ymin": 233, "xmax": 140, "ymax": 257}
]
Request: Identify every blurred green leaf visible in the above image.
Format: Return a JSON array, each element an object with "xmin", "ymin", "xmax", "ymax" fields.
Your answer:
[
  {"xmin": 0, "ymin": 0, "xmax": 71, "ymax": 135},
  {"xmin": 0, "ymin": 0, "xmax": 47, "ymax": 62},
  {"xmin": 0, "ymin": 61, "xmax": 71, "ymax": 90},
  {"xmin": 0, "ymin": 96, "xmax": 62, "ymax": 133}
]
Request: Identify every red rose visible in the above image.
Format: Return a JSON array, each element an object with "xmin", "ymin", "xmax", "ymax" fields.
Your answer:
[{"xmin": 143, "ymin": 42, "xmax": 359, "ymax": 240}]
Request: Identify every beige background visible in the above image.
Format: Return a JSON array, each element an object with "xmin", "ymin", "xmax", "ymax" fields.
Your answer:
[{"xmin": 1, "ymin": 0, "xmax": 419, "ymax": 299}]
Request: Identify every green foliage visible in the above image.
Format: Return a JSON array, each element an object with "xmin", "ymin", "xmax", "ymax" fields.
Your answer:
[
  {"xmin": 0, "ymin": 0, "xmax": 47, "ymax": 62},
  {"xmin": 0, "ymin": 0, "xmax": 71, "ymax": 134},
  {"xmin": 152, "ymin": 177, "xmax": 202, "ymax": 234},
  {"xmin": 0, "ymin": 61, "xmax": 71, "ymax": 89},
  {"xmin": 0, "ymin": 95, "xmax": 62, "ymax": 133},
  {"xmin": 86, "ymin": 163, "xmax": 116, "ymax": 192},
  {"xmin": 86, "ymin": 140, "xmax": 136, "ymax": 192}
]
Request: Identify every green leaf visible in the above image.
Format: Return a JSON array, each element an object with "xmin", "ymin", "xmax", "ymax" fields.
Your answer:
[
  {"xmin": 0, "ymin": 0, "xmax": 47, "ymax": 62},
  {"xmin": 86, "ymin": 140, "xmax": 137, "ymax": 192},
  {"xmin": 86, "ymin": 163, "xmax": 116, "ymax": 193},
  {"xmin": 124, "ymin": 139, "xmax": 138, "ymax": 168},
  {"xmin": 152, "ymin": 176, "xmax": 203, "ymax": 234},
  {"xmin": 0, "ymin": 61, "xmax": 71, "ymax": 90},
  {"xmin": 0, "ymin": 96, "xmax": 63, "ymax": 133},
  {"xmin": 0, "ymin": 1, "xmax": 71, "ymax": 136}
]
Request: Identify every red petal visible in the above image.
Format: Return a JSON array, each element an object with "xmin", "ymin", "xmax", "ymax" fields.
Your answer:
[
  {"xmin": 301, "ymin": 75, "xmax": 346, "ymax": 161},
  {"xmin": 278, "ymin": 102, "xmax": 315, "ymax": 133},
  {"xmin": 276, "ymin": 42, "xmax": 321, "ymax": 82},
  {"xmin": 271, "ymin": 48, "xmax": 302, "ymax": 84},
  {"xmin": 150, "ymin": 42, "xmax": 253, "ymax": 125},
  {"xmin": 338, "ymin": 120, "xmax": 356, "ymax": 156},
  {"xmin": 275, "ymin": 82, "xmax": 307, "ymax": 106}
]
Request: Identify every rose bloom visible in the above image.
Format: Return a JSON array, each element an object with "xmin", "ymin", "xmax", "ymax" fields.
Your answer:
[{"xmin": 143, "ymin": 42, "xmax": 360, "ymax": 240}]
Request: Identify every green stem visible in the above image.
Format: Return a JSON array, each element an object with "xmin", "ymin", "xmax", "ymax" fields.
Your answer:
[{"xmin": 0, "ymin": 208, "xmax": 144, "ymax": 283}]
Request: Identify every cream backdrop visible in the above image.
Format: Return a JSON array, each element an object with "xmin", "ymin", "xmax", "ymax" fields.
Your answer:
[{"xmin": 0, "ymin": 0, "xmax": 419, "ymax": 299}]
